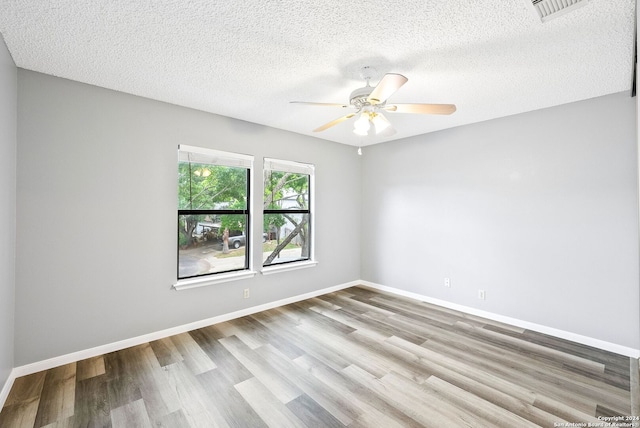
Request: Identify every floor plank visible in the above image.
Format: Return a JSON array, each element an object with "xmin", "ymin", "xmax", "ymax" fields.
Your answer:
[
  {"xmin": 72, "ymin": 375, "xmax": 111, "ymax": 427},
  {"xmin": 162, "ymin": 361, "xmax": 228, "ymax": 427},
  {"xmin": 234, "ymin": 377, "xmax": 306, "ymax": 428},
  {"xmin": 196, "ymin": 368, "xmax": 266, "ymax": 428},
  {"xmin": 169, "ymin": 332, "xmax": 217, "ymax": 375},
  {"xmin": 285, "ymin": 394, "xmax": 344, "ymax": 428},
  {"xmin": 110, "ymin": 398, "xmax": 152, "ymax": 428},
  {"xmin": 3, "ymin": 372, "xmax": 46, "ymax": 409},
  {"xmin": 76, "ymin": 356, "xmax": 106, "ymax": 382},
  {"xmin": 0, "ymin": 398, "xmax": 40, "ymax": 428},
  {"xmin": 33, "ymin": 363, "xmax": 76, "ymax": 427}
]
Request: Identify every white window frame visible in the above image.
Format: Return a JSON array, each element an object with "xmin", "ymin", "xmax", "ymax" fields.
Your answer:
[
  {"xmin": 261, "ymin": 158, "xmax": 317, "ymax": 275},
  {"xmin": 174, "ymin": 145, "xmax": 256, "ymax": 290}
]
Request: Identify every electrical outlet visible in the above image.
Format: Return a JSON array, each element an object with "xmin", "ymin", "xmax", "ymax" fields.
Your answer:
[
  {"xmin": 444, "ymin": 277, "xmax": 451, "ymax": 288},
  {"xmin": 478, "ymin": 290, "xmax": 486, "ymax": 300},
  {"xmin": 243, "ymin": 288, "xmax": 250, "ymax": 299}
]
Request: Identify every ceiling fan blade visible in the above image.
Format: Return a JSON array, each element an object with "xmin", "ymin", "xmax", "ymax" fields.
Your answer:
[
  {"xmin": 367, "ymin": 73, "xmax": 408, "ymax": 105},
  {"xmin": 386, "ymin": 103, "xmax": 457, "ymax": 115},
  {"xmin": 313, "ymin": 113, "xmax": 356, "ymax": 132},
  {"xmin": 379, "ymin": 124, "xmax": 397, "ymax": 137},
  {"xmin": 291, "ymin": 101, "xmax": 349, "ymax": 108}
]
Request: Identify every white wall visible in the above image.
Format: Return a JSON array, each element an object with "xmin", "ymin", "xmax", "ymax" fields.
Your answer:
[
  {"xmin": 0, "ymin": 36, "xmax": 16, "ymax": 387},
  {"xmin": 15, "ymin": 70, "xmax": 361, "ymax": 365},
  {"xmin": 361, "ymin": 92, "xmax": 640, "ymax": 350}
]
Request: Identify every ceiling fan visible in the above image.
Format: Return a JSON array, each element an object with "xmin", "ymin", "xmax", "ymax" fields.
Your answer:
[{"xmin": 291, "ymin": 66, "xmax": 456, "ymax": 136}]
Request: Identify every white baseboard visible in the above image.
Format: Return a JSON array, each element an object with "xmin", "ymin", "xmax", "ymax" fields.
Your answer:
[
  {"xmin": 0, "ymin": 369, "xmax": 17, "ymax": 410},
  {"xmin": 360, "ymin": 280, "xmax": 640, "ymax": 358},
  {"xmin": 11, "ymin": 280, "xmax": 360, "ymax": 379}
]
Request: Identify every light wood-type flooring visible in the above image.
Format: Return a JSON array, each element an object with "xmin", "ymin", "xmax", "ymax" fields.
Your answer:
[{"xmin": 0, "ymin": 285, "xmax": 636, "ymax": 427}]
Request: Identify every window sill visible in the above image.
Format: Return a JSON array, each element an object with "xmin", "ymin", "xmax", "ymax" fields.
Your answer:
[
  {"xmin": 174, "ymin": 270, "xmax": 257, "ymax": 291},
  {"xmin": 261, "ymin": 260, "xmax": 318, "ymax": 276}
]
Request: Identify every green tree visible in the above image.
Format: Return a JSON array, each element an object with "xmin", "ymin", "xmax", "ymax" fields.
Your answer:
[
  {"xmin": 263, "ymin": 170, "xmax": 309, "ymax": 264},
  {"xmin": 178, "ymin": 162, "xmax": 247, "ymax": 249}
]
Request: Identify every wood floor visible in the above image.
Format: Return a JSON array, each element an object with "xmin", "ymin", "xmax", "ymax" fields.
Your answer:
[{"xmin": 0, "ymin": 285, "xmax": 636, "ymax": 427}]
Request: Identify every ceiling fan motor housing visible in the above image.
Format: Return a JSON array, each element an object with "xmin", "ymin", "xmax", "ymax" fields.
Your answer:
[{"xmin": 350, "ymin": 86, "xmax": 376, "ymax": 109}]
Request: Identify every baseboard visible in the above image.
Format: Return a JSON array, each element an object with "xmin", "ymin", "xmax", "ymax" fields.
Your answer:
[
  {"xmin": 0, "ymin": 369, "xmax": 17, "ymax": 410},
  {"xmin": 12, "ymin": 280, "xmax": 360, "ymax": 379},
  {"xmin": 360, "ymin": 281, "xmax": 640, "ymax": 358}
]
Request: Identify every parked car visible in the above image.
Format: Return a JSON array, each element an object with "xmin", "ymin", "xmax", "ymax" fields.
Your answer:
[
  {"xmin": 227, "ymin": 232, "xmax": 269, "ymax": 249},
  {"xmin": 227, "ymin": 232, "xmax": 245, "ymax": 249}
]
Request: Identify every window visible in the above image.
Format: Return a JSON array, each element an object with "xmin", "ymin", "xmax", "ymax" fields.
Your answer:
[
  {"xmin": 178, "ymin": 145, "xmax": 252, "ymax": 280},
  {"xmin": 263, "ymin": 158, "xmax": 314, "ymax": 267}
]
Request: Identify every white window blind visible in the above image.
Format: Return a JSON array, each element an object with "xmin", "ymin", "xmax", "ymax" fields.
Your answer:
[
  {"xmin": 179, "ymin": 145, "xmax": 253, "ymax": 169},
  {"xmin": 264, "ymin": 158, "xmax": 314, "ymax": 175}
]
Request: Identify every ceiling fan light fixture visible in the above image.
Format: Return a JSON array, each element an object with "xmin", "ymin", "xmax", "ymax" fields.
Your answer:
[
  {"xmin": 353, "ymin": 113, "xmax": 371, "ymax": 135},
  {"xmin": 353, "ymin": 127, "xmax": 368, "ymax": 136},
  {"xmin": 371, "ymin": 113, "xmax": 390, "ymax": 134}
]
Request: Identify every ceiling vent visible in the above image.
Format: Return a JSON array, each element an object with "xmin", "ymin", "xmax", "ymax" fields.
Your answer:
[{"xmin": 530, "ymin": 0, "xmax": 589, "ymax": 22}]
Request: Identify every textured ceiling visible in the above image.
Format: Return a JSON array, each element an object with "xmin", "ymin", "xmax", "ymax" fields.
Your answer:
[{"xmin": 0, "ymin": 0, "xmax": 635, "ymax": 146}]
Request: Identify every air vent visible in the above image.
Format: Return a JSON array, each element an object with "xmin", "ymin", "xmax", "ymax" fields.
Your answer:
[{"xmin": 530, "ymin": 0, "xmax": 589, "ymax": 22}]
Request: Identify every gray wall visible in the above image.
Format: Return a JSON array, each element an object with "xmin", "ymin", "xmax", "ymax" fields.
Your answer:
[
  {"xmin": 15, "ymin": 70, "xmax": 361, "ymax": 365},
  {"xmin": 361, "ymin": 92, "xmax": 639, "ymax": 349},
  {"xmin": 12, "ymin": 68, "xmax": 640, "ymax": 365},
  {"xmin": 0, "ymin": 36, "xmax": 16, "ymax": 386}
]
